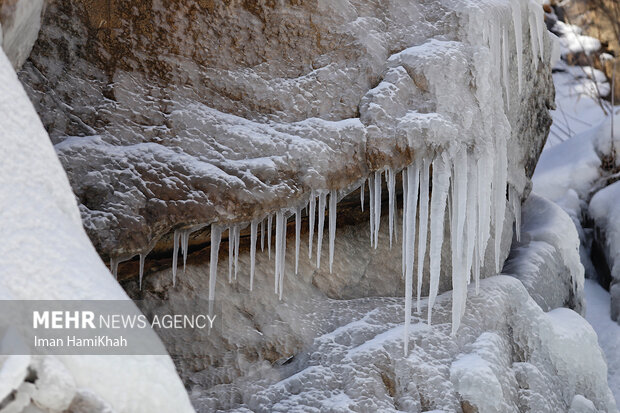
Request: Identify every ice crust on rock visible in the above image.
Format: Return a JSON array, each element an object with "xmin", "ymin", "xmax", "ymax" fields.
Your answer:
[{"xmin": 18, "ymin": 0, "xmax": 553, "ymax": 352}]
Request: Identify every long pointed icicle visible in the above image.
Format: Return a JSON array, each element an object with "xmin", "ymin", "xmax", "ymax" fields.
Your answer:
[
  {"xmin": 403, "ymin": 163, "xmax": 419, "ymax": 356},
  {"xmin": 450, "ymin": 151, "xmax": 468, "ymax": 335},
  {"xmin": 502, "ymin": 26, "xmax": 511, "ymax": 109},
  {"xmin": 261, "ymin": 219, "xmax": 265, "ymax": 252},
  {"xmin": 528, "ymin": 1, "xmax": 540, "ymax": 69},
  {"xmin": 268, "ymin": 215, "xmax": 273, "ymax": 260},
  {"xmin": 279, "ymin": 213, "xmax": 287, "ymax": 300},
  {"xmin": 234, "ymin": 225, "xmax": 240, "ymax": 280},
  {"xmin": 172, "ymin": 230, "xmax": 180, "ymax": 286},
  {"xmin": 402, "ymin": 169, "xmax": 408, "ymax": 279},
  {"xmin": 428, "ymin": 155, "xmax": 451, "ymax": 325},
  {"xmin": 228, "ymin": 226, "xmax": 235, "ymax": 283},
  {"xmin": 316, "ymin": 192, "xmax": 326, "ymax": 268},
  {"xmin": 464, "ymin": 154, "xmax": 478, "ymax": 286},
  {"xmin": 369, "ymin": 174, "xmax": 375, "ymax": 247},
  {"xmin": 329, "ymin": 190, "xmax": 337, "ymax": 273},
  {"xmin": 374, "ymin": 170, "xmax": 382, "ymax": 248},
  {"xmin": 476, "ymin": 153, "xmax": 493, "ymax": 294},
  {"xmin": 416, "ymin": 159, "xmax": 430, "ymax": 313},
  {"xmin": 511, "ymin": 187, "xmax": 522, "ymax": 242},
  {"xmin": 295, "ymin": 206, "xmax": 301, "ymax": 275},
  {"xmin": 250, "ymin": 220, "xmax": 257, "ymax": 291},
  {"xmin": 387, "ymin": 168, "xmax": 395, "ymax": 248},
  {"xmin": 511, "ymin": 0, "xmax": 523, "ymax": 94},
  {"xmin": 208, "ymin": 225, "xmax": 222, "ymax": 314},
  {"xmin": 493, "ymin": 136, "xmax": 508, "ymax": 273},
  {"xmin": 360, "ymin": 179, "xmax": 365, "ymax": 212},
  {"xmin": 275, "ymin": 211, "xmax": 284, "ymax": 294},
  {"xmin": 182, "ymin": 230, "xmax": 189, "ymax": 273},
  {"xmin": 309, "ymin": 190, "xmax": 316, "ymax": 259},
  {"xmin": 139, "ymin": 253, "xmax": 146, "ymax": 290}
]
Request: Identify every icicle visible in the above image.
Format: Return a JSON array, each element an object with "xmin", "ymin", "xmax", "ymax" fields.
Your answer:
[
  {"xmin": 528, "ymin": 0, "xmax": 540, "ymax": 69},
  {"xmin": 139, "ymin": 253, "xmax": 145, "ymax": 290},
  {"xmin": 275, "ymin": 211, "xmax": 284, "ymax": 294},
  {"xmin": 309, "ymin": 190, "xmax": 316, "ymax": 259},
  {"xmin": 316, "ymin": 192, "xmax": 326, "ymax": 268},
  {"xmin": 250, "ymin": 220, "xmax": 257, "ymax": 291},
  {"xmin": 493, "ymin": 136, "xmax": 508, "ymax": 273},
  {"xmin": 403, "ymin": 163, "xmax": 419, "ymax": 355},
  {"xmin": 261, "ymin": 219, "xmax": 265, "ymax": 252},
  {"xmin": 511, "ymin": 0, "xmax": 523, "ymax": 94},
  {"xmin": 295, "ymin": 207, "xmax": 301, "ymax": 275},
  {"xmin": 533, "ymin": 0, "xmax": 545, "ymax": 60},
  {"xmin": 416, "ymin": 159, "xmax": 430, "ymax": 313},
  {"xmin": 172, "ymin": 230, "xmax": 180, "ymax": 286},
  {"xmin": 502, "ymin": 25, "xmax": 511, "ymax": 109},
  {"xmin": 476, "ymin": 153, "xmax": 493, "ymax": 294},
  {"xmin": 387, "ymin": 168, "xmax": 395, "ymax": 248},
  {"xmin": 267, "ymin": 215, "xmax": 273, "ymax": 259},
  {"xmin": 374, "ymin": 170, "xmax": 382, "ymax": 248},
  {"xmin": 110, "ymin": 257, "xmax": 119, "ymax": 279},
  {"xmin": 234, "ymin": 225, "xmax": 240, "ymax": 280},
  {"xmin": 428, "ymin": 154, "xmax": 451, "ymax": 325},
  {"xmin": 208, "ymin": 225, "xmax": 222, "ymax": 313},
  {"xmin": 278, "ymin": 213, "xmax": 287, "ymax": 300},
  {"xmin": 329, "ymin": 190, "xmax": 337, "ymax": 273},
  {"xmin": 360, "ymin": 178, "xmax": 365, "ymax": 212},
  {"xmin": 369, "ymin": 174, "xmax": 375, "ymax": 247},
  {"xmin": 464, "ymin": 154, "xmax": 478, "ymax": 286},
  {"xmin": 228, "ymin": 226, "xmax": 234, "ymax": 283},
  {"xmin": 450, "ymin": 151, "xmax": 468, "ymax": 335},
  {"xmin": 511, "ymin": 187, "xmax": 522, "ymax": 242},
  {"xmin": 402, "ymin": 169, "xmax": 408, "ymax": 279},
  {"xmin": 181, "ymin": 230, "xmax": 189, "ymax": 273}
]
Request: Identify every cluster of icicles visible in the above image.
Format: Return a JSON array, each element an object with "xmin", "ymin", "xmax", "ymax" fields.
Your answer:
[
  {"xmin": 111, "ymin": 147, "xmax": 522, "ymax": 355},
  {"xmin": 107, "ymin": 0, "xmax": 549, "ymax": 354}
]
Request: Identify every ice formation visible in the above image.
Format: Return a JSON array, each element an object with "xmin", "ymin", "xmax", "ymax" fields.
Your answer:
[{"xmin": 106, "ymin": 0, "xmax": 548, "ymax": 353}]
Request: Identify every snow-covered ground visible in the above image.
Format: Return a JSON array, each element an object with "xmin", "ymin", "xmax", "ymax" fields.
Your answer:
[
  {"xmin": 533, "ymin": 12, "xmax": 620, "ymax": 405},
  {"xmin": 585, "ymin": 279, "xmax": 620, "ymax": 404}
]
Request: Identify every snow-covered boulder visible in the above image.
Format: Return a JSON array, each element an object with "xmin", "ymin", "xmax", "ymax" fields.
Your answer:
[
  {"xmin": 504, "ymin": 194, "xmax": 584, "ymax": 313},
  {"xmin": 590, "ymin": 181, "xmax": 620, "ymax": 322},
  {"xmin": 187, "ymin": 258, "xmax": 614, "ymax": 412},
  {"xmin": 0, "ymin": 47, "xmax": 193, "ymax": 413}
]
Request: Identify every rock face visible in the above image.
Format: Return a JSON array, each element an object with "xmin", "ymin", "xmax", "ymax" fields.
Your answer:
[{"xmin": 18, "ymin": 0, "xmax": 553, "ymax": 291}]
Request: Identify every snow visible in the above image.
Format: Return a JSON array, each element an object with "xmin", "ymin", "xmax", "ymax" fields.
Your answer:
[
  {"xmin": 553, "ymin": 21, "xmax": 601, "ymax": 57},
  {"xmin": 0, "ymin": 48, "xmax": 193, "ymax": 412},
  {"xmin": 589, "ymin": 182, "xmax": 620, "ymax": 284},
  {"xmin": 585, "ymin": 279, "xmax": 620, "ymax": 405}
]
